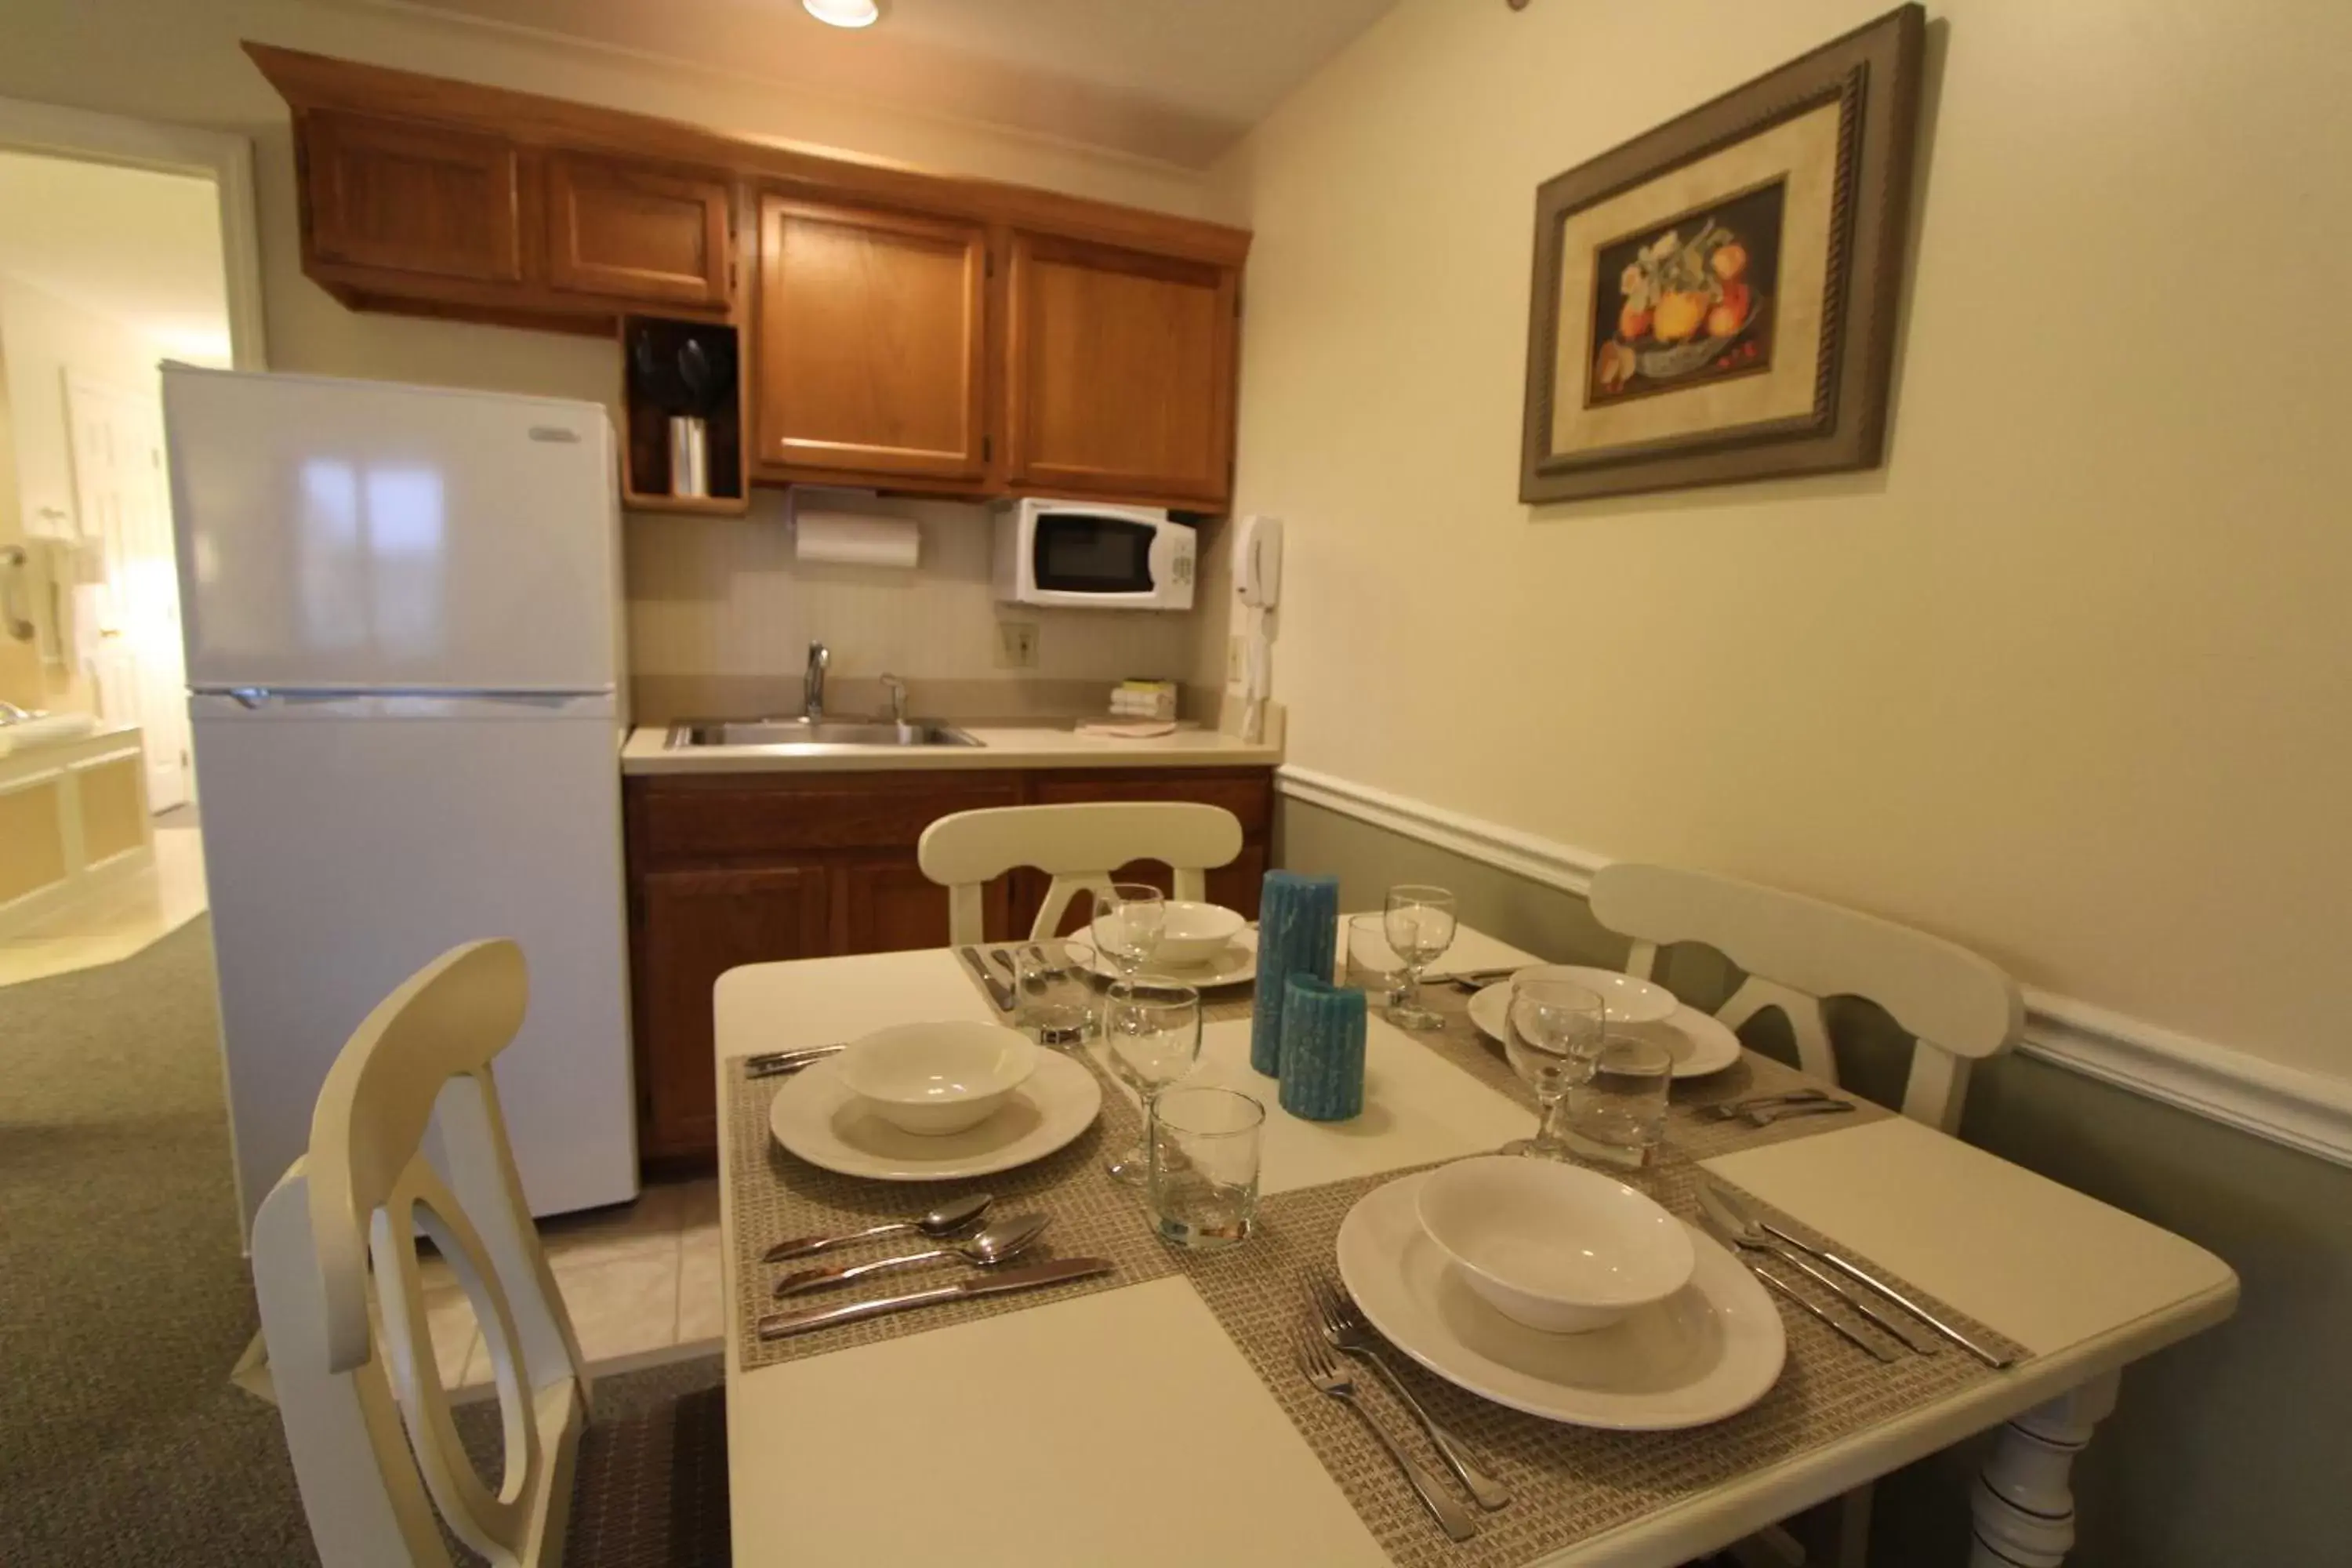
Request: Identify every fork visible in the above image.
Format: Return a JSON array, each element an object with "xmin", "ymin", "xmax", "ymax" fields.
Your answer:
[
  {"xmin": 1294, "ymin": 1330, "xmax": 1479, "ymax": 1542},
  {"xmin": 1312, "ymin": 1278, "xmax": 1510, "ymax": 1511}
]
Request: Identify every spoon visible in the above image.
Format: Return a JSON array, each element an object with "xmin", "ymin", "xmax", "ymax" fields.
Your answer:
[
  {"xmin": 774, "ymin": 1212, "xmax": 1052, "ymax": 1297},
  {"xmin": 760, "ymin": 1192, "xmax": 993, "ymax": 1263}
]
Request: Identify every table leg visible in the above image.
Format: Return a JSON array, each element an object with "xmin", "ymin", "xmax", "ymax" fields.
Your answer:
[{"xmin": 1967, "ymin": 1370, "xmax": 2121, "ymax": 1567}]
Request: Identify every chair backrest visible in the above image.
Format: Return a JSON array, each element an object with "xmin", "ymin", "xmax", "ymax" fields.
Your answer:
[
  {"xmin": 1588, "ymin": 863, "xmax": 2023, "ymax": 1131},
  {"xmin": 917, "ymin": 801, "xmax": 1245, "ymax": 945},
  {"xmin": 249, "ymin": 940, "xmax": 590, "ymax": 1567}
]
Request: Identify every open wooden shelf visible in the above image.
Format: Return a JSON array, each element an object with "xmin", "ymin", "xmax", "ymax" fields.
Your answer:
[{"xmin": 619, "ymin": 314, "xmax": 747, "ymax": 515}]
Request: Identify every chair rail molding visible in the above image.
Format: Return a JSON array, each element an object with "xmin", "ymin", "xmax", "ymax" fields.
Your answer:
[{"xmin": 1276, "ymin": 763, "xmax": 2352, "ymax": 1168}]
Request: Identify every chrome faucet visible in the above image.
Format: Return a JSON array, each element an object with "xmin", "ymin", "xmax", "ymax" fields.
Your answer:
[
  {"xmin": 804, "ymin": 641, "xmax": 829, "ymax": 720},
  {"xmin": 879, "ymin": 673, "xmax": 908, "ymax": 726}
]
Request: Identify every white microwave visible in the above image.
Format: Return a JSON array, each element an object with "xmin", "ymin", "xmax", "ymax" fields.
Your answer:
[{"xmin": 992, "ymin": 499, "xmax": 1196, "ymax": 612}]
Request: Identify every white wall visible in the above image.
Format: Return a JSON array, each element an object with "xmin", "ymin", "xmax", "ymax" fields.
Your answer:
[
  {"xmin": 1218, "ymin": 0, "xmax": 2352, "ymax": 1081},
  {"xmin": 0, "ymin": 0, "xmax": 1224, "ymax": 711}
]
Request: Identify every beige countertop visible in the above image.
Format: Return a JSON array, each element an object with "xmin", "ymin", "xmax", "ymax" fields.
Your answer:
[{"xmin": 621, "ymin": 720, "xmax": 1283, "ymax": 775}]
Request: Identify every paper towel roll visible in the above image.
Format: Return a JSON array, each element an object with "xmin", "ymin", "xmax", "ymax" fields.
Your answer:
[{"xmin": 795, "ymin": 511, "xmax": 920, "ymax": 570}]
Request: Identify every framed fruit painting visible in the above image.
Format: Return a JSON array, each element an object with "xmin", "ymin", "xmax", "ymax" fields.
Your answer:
[{"xmin": 1520, "ymin": 5, "xmax": 1926, "ymax": 503}]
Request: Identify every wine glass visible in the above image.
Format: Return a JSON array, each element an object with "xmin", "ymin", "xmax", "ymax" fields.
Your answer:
[
  {"xmin": 1091, "ymin": 883, "xmax": 1166, "ymax": 978},
  {"xmin": 1498, "ymin": 974, "xmax": 1606, "ymax": 1159},
  {"xmin": 1102, "ymin": 978, "xmax": 1202, "ymax": 1185},
  {"xmin": 1381, "ymin": 884, "xmax": 1457, "ymax": 1031}
]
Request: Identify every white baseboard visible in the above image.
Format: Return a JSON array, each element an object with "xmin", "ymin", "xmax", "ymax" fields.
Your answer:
[{"xmin": 1277, "ymin": 764, "xmax": 2352, "ymax": 1168}]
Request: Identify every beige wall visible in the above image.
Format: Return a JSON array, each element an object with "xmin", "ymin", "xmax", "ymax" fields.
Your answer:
[
  {"xmin": 1218, "ymin": 0, "xmax": 2352, "ymax": 1081},
  {"xmin": 0, "ymin": 274, "xmax": 172, "ymax": 714},
  {"xmin": 0, "ymin": 0, "xmax": 1221, "ymax": 713}
]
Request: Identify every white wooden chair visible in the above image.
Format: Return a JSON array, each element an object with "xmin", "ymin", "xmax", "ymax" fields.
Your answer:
[
  {"xmin": 249, "ymin": 939, "xmax": 726, "ymax": 1567},
  {"xmin": 917, "ymin": 800, "xmax": 1244, "ymax": 945},
  {"xmin": 1590, "ymin": 864, "xmax": 2022, "ymax": 1568},
  {"xmin": 1590, "ymin": 862, "xmax": 2022, "ymax": 1132}
]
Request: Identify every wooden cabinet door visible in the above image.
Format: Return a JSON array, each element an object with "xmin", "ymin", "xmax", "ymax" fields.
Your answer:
[
  {"xmin": 840, "ymin": 855, "xmax": 1013, "ymax": 955},
  {"xmin": 1005, "ymin": 232, "xmax": 1237, "ymax": 506},
  {"xmin": 633, "ymin": 863, "xmax": 828, "ymax": 1159},
  {"xmin": 304, "ymin": 111, "xmax": 523, "ymax": 284},
  {"xmin": 756, "ymin": 196, "xmax": 989, "ymax": 482},
  {"xmin": 546, "ymin": 154, "xmax": 731, "ymax": 308}
]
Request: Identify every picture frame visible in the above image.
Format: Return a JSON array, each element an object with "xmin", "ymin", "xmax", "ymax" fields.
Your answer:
[{"xmin": 1519, "ymin": 4, "xmax": 1926, "ymax": 504}]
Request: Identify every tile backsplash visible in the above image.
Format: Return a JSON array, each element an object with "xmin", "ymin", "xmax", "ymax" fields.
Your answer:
[{"xmin": 623, "ymin": 490, "xmax": 1207, "ymax": 722}]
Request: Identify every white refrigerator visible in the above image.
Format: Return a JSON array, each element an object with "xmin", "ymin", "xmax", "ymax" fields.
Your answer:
[{"xmin": 162, "ymin": 365, "xmax": 638, "ymax": 1239}]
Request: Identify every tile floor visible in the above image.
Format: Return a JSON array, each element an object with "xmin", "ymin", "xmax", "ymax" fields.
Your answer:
[
  {"xmin": 0, "ymin": 820, "xmax": 209, "ymax": 987},
  {"xmin": 420, "ymin": 1176, "xmax": 724, "ymax": 1387}
]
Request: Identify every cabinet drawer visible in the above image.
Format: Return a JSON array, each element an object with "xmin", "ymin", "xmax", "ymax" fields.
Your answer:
[
  {"xmin": 632, "ymin": 775, "xmax": 1023, "ymax": 861},
  {"xmin": 1028, "ymin": 770, "xmax": 1272, "ymax": 835}
]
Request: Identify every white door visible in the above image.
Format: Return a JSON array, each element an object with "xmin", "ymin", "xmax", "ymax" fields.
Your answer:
[{"xmin": 69, "ymin": 373, "xmax": 191, "ymax": 810}]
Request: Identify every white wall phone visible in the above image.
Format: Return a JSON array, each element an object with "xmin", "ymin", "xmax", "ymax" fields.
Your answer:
[{"xmin": 1231, "ymin": 515, "xmax": 1283, "ymax": 742}]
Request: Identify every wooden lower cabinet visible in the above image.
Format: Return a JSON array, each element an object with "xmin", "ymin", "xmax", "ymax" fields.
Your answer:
[
  {"xmin": 631, "ymin": 863, "xmax": 829, "ymax": 1161},
  {"xmin": 626, "ymin": 763, "xmax": 1272, "ymax": 1165}
]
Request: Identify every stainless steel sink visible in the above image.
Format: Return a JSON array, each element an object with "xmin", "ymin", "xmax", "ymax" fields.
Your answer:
[{"xmin": 667, "ymin": 717, "xmax": 984, "ymax": 750}]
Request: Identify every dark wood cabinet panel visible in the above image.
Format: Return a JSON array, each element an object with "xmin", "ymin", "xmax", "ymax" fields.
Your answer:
[
  {"xmin": 840, "ymin": 855, "xmax": 1014, "ymax": 955},
  {"xmin": 634, "ymin": 773, "xmax": 1022, "ymax": 861},
  {"xmin": 756, "ymin": 197, "xmax": 990, "ymax": 483},
  {"xmin": 1029, "ymin": 770, "xmax": 1271, "ymax": 833},
  {"xmin": 1004, "ymin": 232, "xmax": 1237, "ymax": 506},
  {"xmin": 304, "ymin": 111, "xmax": 524, "ymax": 285},
  {"xmin": 546, "ymin": 154, "xmax": 731, "ymax": 308},
  {"xmin": 633, "ymin": 863, "xmax": 828, "ymax": 1158}
]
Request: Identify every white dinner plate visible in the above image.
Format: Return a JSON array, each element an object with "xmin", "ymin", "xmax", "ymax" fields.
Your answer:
[
  {"xmin": 1335, "ymin": 1171, "xmax": 1784, "ymax": 1430},
  {"xmin": 1468, "ymin": 981, "xmax": 1742, "ymax": 1079},
  {"xmin": 768, "ymin": 1048, "xmax": 1102, "ymax": 1181},
  {"xmin": 1092, "ymin": 925, "xmax": 1260, "ymax": 989}
]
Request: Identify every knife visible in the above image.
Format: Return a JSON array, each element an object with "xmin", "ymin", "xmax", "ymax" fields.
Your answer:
[
  {"xmin": 1696, "ymin": 1183, "xmax": 1936, "ymax": 1356},
  {"xmin": 742, "ymin": 1044, "xmax": 846, "ymax": 1078},
  {"xmin": 1708, "ymin": 1194, "xmax": 2015, "ymax": 1370},
  {"xmin": 1695, "ymin": 1207, "xmax": 1899, "ymax": 1363},
  {"xmin": 959, "ymin": 946, "xmax": 1017, "ymax": 1011},
  {"xmin": 756, "ymin": 1256, "xmax": 1112, "ymax": 1340}
]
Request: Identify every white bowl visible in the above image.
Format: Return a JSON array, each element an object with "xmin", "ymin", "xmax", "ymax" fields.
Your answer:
[
  {"xmin": 1530, "ymin": 964, "xmax": 1681, "ymax": 1026},
  {"xmin": 1415, "ymin": 1155, "xmax": 1695, "ymax": 1333},
  {"xmin": 1145, "ymin": 901, "xmax": 1247, "ymax": 967},
  {"xmin": 837, "ymin": 1022, "xmax": 1040, "ymax": 1136}
]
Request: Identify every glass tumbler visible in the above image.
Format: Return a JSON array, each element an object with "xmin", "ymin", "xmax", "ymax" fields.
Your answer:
[
  {"xmin": 1014, "ymin": 939, "xmax": 1098, "ymax": 1048},
  {"xmin": 1147, "ymin": 1085, "xmax": 1265, "ymax": 1251},
  {"xmin": 1564, "ymin": 1033, "xmax": 1674, "ymax": 1169}
]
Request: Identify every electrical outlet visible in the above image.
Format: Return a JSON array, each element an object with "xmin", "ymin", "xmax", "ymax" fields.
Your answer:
[
  {"xmin": 996, "ymin": 619, "xmax": 1039, "ymax": 669},
  {"xmin": 1225, "ymin": 634, "xmax": 1245, "ymax": 686}
]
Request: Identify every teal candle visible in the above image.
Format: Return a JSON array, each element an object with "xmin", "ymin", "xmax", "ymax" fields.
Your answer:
[
  {"xmin": 1279, "ymin": 975, "xmax": 1366, "ymax": 1122},
  {"xmin": 1250, "ymin": 870, "xmax": 1340, "ymax": 1075}
]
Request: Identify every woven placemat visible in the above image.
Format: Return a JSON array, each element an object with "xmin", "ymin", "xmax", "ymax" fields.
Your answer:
[
  {"xmin": 1176, "ymin": 1153, "xmax": 2027, "ymax": 1568},
  {"xmin": 725, "ymin": 1049, "xmax": 1177, "ymax": 1372}
]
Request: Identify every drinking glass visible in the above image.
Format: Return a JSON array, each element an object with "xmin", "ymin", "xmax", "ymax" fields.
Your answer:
[
  {"xmin": 1013, "ymin": 939, "xmax": 1098, "ymax": 1048},
  {"xmin": 1148, "ymin": 1085, "xmax": 1264, "ymax": 1251},
  {"xmin": 1344, "ymin": 913, "xmax": 1406, "ymax": 1008},
  {"xmin": 1381, "ymin": 884, "xmax": 1457, "ymax": 1030},
  {"xmin": 1563, "ymin": 1033, "xmax": 1675, "ymax": 1169},
  {"xmin": 1101, "ymin": 978, "xmax": 1202, "ymax": 1185},
  {"xmin": 1091, "ymin": 883, "xmax": 1166, "ymax": 978},
  {"xmin": 1497, "ymin": 975, "xmax": 1606, "ymax": 1159}
]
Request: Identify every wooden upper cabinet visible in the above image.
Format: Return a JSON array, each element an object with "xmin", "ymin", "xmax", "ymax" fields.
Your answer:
[
  {"xmin": 303, "ymin": 110, "xmax": 523, "ymax": 285},
  {"xmin": 546, "ymin": 153, "xmax": 731, "ymax": 309},
  {"xmin": 755, "ymin": 196, "xmax": 990, "ymax": 482},
  {"xmin": 1005, "ymin": 232, "xmax": 1237, "ymax": 506}
]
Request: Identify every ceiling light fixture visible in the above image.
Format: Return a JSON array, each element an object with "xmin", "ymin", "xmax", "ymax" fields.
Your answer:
[{"xmin": 803, "ymin": 0, "xmax": 879, "ymax": 27}]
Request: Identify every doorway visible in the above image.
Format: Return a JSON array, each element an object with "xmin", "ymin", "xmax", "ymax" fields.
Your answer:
[{"xmin": 0, "ymin": 104, "xmax": 263, "ymax": 816}]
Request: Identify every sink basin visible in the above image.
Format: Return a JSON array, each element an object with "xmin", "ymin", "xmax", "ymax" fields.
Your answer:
[{"xmin": 668, "ymin": 717, "xmax": 983, "ymax": 750}]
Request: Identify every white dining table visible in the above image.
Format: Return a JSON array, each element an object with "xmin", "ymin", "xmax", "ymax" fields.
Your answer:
[{"xmin": 710, "ymin": 924, "xmax": 2237, "ymax": 1567}]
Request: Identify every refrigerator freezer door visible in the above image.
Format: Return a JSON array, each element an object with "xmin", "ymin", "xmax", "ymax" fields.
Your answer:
[
  {"xmin": 191, "ymin": 692, "xmax": 637, "ymax": 1234},
  {"xmin": 164, "ymin": 366, "xmax": 622, "ymax": 695}
]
